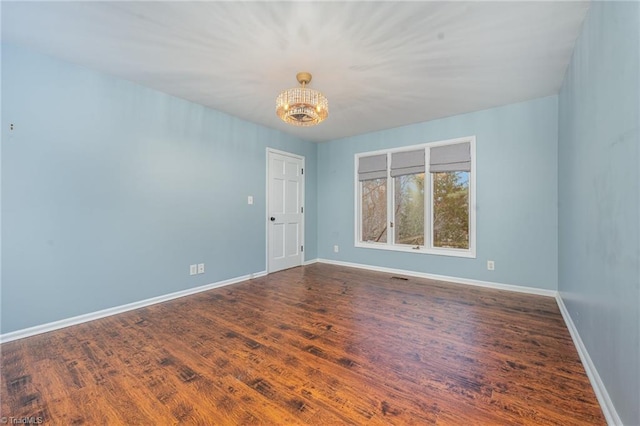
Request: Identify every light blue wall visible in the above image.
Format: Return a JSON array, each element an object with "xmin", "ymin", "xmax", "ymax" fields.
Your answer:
[
  {"xmin": 318, "ymin": 96, "xmax": 558, "ymax": 290},
  {"xmin": 1, "ymin": 44, "xmax": 317, "ymax": 334},
  {"xmin": 558, "ymin": 1, "xmax": 640, "ymax": 424}
]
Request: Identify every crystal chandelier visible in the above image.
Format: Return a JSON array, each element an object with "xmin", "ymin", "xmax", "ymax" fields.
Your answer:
[{"xmin": 276, "ymin": 72, "xmax": 329, "ymax": 126}]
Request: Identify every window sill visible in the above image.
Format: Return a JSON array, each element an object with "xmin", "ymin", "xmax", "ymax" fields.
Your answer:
[{"xmin": 354, "ymin": 242, "xmax": 476, "ymax": 258}]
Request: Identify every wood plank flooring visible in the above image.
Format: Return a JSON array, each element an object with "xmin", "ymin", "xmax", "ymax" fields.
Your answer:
[{"xmin": 1, "ymin": 263, "xmax": 605, "ymax": 425}]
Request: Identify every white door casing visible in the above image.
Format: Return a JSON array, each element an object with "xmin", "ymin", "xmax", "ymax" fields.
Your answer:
[{"xmin": 267, "ymin": 149, "xmax": 304, "ymax": 273}]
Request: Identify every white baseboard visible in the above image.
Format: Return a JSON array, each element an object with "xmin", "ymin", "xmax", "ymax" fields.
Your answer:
[
  {"xmin": 303, "ymin": 258, "xmax": 319, "ymax": 266},
  {"xmin": 0, "ymin": 270, "xmax": 267, "ymax": 344},
  {"xmin": 250, "ymin": 271, "xmax": 268, "ymax": 279},
  {"xmin": 316, "ymin": 258, "xmax": 557, "ymax": 297},
  {"xmin": 555, "ymin": 295, "xmax": 622, "ymax": 426}
]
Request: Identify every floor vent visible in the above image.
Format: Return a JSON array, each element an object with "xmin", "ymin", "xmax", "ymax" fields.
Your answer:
[{"xmin": 390, "ymin": 276, "xmax": 409, "ymax": 281}]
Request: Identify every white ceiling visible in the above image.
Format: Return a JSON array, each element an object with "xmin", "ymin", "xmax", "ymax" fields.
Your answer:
[{"xmin": 2, "ymin": 1, "xmax": 589, "ymax": 142}]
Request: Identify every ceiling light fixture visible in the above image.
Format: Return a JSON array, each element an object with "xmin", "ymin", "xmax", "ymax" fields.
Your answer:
[{"xmin": 276, "ymin": 72, "xmax": 328, "ymax": 127}]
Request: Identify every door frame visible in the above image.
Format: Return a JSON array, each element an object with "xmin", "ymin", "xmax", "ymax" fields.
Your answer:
[{"xmin": 266, "ymin": 148, "xmax": 305, "ymax": 273}]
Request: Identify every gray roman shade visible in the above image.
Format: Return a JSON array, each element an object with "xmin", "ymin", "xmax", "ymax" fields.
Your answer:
[
  {"xmin": 358, "ymin": 154, "xmax": 387, "ymax": 181},
  {"xmin": 429, "ymin": 142, "xmax": 471, "ymax": 173},
  {"xmin": 391, "ymin": 150, "xmax": 425, "ymax": 177}
]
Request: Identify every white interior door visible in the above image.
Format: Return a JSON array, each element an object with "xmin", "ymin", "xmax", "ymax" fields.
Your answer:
[{"xmin": 268, "ymin": 149, "xmax": 304, "ymax": 273}]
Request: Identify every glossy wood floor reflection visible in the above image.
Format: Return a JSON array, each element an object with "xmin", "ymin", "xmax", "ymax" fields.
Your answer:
[{"xmin": 1, "ymin": 264, "xmax": 605, "ymax": 425}]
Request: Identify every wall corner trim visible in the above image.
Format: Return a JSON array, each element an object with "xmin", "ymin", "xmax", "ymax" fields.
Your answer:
[
  {"xmin": 0, "ymin": 270, "xmax": 267, "ymax": 344},
  {"xmin": 316, "ymin": 258, "xmax": 557, "ymax": 297},
  {"xmin": 555, "ymin": 294, "xmax": 622, "ymax": 426},
  {"xmin": 303, "ymin": 258, "xmax": 319, "ymax": 266}
]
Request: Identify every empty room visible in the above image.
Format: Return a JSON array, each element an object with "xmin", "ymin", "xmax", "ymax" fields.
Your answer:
[{"xmin": 1, "ymin": 1, "xmax": 638, "ymax": 425}]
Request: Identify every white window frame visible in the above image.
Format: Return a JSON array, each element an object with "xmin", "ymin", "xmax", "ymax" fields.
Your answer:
[{"xmin": 354, "ymin": 136, "xmax": 476, "ymax": 258}]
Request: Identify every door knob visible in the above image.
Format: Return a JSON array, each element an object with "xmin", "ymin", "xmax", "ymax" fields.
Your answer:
[{"xmin": 270, "ymin": 217, "xmax": 276, "ymax": 221}]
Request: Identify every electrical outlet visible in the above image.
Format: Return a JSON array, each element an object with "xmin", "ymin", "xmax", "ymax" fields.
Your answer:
[
  {"xmin": 247, "ymin": 196, "xmax": 253, "ymax": 205},
  {"xmin": 333, "ymin": 245, "xmax": 339, "ymax": 253},
  {"xmin": 487, "ymin": 260, "xmax": 495, "ymax": 271},
  {"xmin": 189, "ymin": 264, "xmax": 197, "ymax": 276},
  {"xmin": 197, "ymin": 263, "xmax": 205, "ymax": 274}
]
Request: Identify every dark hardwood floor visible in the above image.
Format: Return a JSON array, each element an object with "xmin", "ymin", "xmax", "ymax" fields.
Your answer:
[{"xmin": 1, "ymin": 263, "xmax": 605, "ymax": 425}]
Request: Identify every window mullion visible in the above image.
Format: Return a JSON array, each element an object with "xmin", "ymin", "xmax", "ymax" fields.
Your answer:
[
  {"xmin": 387, "ymin": 152, "xmax": 394, "ymax": 246},
  {"xmin": 424, "ymin": 148, "xmax": 431, "ymax": 250},
  {"xmin": 358, "ymin": 180, "xmax": 362, "ymax": 242}
]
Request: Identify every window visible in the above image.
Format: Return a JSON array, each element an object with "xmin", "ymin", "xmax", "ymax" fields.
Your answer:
[
  {"xmin": 433, "ymin": 171, "xmax": 469, "ymax": 249},
  {"xmin": 361, "ymin": 178, "xmax": 387, "ymax": 243},
  {"xmin": 355, "ymin": 137, "xmax": 475, "ymax": 257},
  {"xmin": 394, "ymin": 173, "xmax": 424, "ymax": 246}
]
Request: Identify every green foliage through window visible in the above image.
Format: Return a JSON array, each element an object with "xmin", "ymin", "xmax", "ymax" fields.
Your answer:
[
  {"xmin": 394, "ymin": 173, "xmax": 425, "ymax": 246},
  {"xmin": 433, "ymin": 172, "xmax": 469, "ymax": 249}
]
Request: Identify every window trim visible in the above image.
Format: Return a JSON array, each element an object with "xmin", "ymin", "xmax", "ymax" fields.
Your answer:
[{"xmin": 354, "ymin": 136, "xmax": 476, "ymax": 259}]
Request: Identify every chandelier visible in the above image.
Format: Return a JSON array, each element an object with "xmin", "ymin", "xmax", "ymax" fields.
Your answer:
[{"xmin": 276, "ymin": 72, "xmax": 329, "ymax": 127}]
